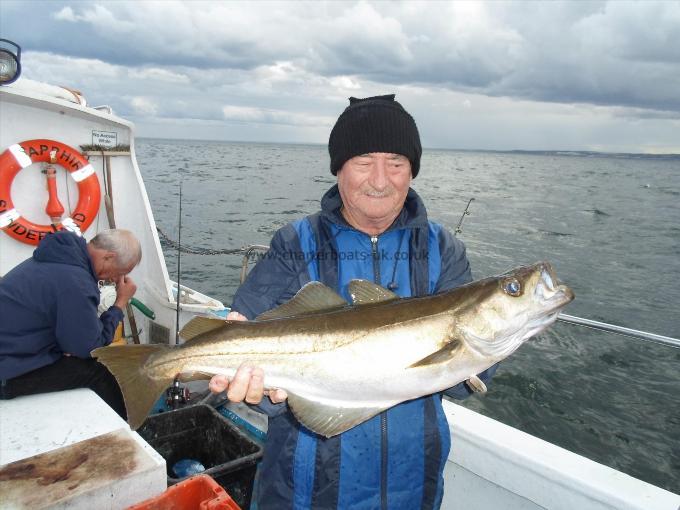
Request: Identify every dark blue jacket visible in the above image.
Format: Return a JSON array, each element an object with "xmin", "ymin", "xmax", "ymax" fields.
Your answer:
[
  {"xmin": 0, "ymin": 231, "xmax": 123, "ymax": 380},
  {"xmin": 232, "ymin": 185, "xmax": 496, "ymax": 510}
]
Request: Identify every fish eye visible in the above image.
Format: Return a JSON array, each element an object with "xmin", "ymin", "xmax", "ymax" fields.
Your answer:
[{"xmin": 503, "ymin": 278, "xmax": 522, "ymax": 297}]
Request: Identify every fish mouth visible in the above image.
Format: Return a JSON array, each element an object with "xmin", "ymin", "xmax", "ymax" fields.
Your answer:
[
  {"xmin": 538, "ymin": 286, "xmax": 574, "ymax": 317},
  {"xmin": 514, "ymin": 264, "xmax": 573, "ymax": 347},
  {"xmin": 535, "ymin": 262, "xmax": 575, "ymax": 312},
  {"xmin": 538, "ymin": 262, "xmax": 559, "ymax": 293}
]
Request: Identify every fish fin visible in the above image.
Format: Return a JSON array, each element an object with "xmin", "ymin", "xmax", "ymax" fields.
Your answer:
[
  {"xmin": 256, "ymin": 281, "xmax": 348, "ymax": 320},
  {"xmin": 407, "ymin": 340, "xmax": 463, "ymax": 368},
  {"xmin": 466, "ymin": 374, "xmax": 487, "ymax": 394},
  {"xmin": 348, "ymin": 279, "xmax": 400, "ymax": 305},
  {"xmin": 180, "ymin": 316, "xmax": 227, "ymax": 341},
  {"xmin": 92, "ymin": 344, "xmax": 174, "ymax": 429},
  {"xmin": 287, "ymin": 393, "xmax": 393, "ymax": 438}
]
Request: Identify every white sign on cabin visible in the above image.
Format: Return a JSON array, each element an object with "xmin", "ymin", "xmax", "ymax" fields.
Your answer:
[{"xmin": 92, "ymin": 130, "xmax": 118, "ymax": 148}]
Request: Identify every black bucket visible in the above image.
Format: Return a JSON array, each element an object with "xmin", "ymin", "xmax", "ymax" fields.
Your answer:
[{"xmin": 138, "ymin": 404, "xmax": 264, "ymax": 509}]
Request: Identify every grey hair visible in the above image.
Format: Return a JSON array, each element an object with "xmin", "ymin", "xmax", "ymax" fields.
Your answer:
[{"xmin": 89, "ymin": 229, "xmax": 142, "ymax": 269}]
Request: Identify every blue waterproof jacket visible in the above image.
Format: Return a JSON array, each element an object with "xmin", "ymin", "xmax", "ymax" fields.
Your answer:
[
  {"xmin": 0, "ymin": 231, "xmax": 123, "ymax": 380},
  {"xmin": 232, "ymin": 185, "xmax": 497, "ymax": 510}
]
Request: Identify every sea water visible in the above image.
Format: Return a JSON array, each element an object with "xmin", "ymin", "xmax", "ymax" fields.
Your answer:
[{"xmin": 137, "ymin": 138, "xmax": 680, "ymax": 493}]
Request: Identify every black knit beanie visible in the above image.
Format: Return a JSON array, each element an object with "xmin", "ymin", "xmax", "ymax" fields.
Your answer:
[{"xmin": 328, "ymin": 94, "xmax": 422, "ymax": 178}]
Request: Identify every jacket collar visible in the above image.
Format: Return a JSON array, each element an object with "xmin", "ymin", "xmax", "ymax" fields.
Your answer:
[
  {"xmin": 319, "ymin": 184, "xmax": 429, "ymax": 232},
  {"xmin": 33, "ymin": 231, "xmax": 97, "ymax": 281}
]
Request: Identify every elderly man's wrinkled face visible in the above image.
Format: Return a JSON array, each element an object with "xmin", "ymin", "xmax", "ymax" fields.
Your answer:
[
  {"xmin": 91, "ymin": 250, "xmax": 135, "ymax": 282},
  {"xmin": 337, "ymin": 153, "xmax": 412, "ymax": 233}
]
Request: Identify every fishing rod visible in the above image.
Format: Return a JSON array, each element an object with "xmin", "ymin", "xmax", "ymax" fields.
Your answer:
[
  {"xmin": 557, "ymin": 314, "xmax": 680, "ymax": 349},
  {"xmin": 455, "ymin": 198, "xmax": 474, "ymax": 235},
  {"xmin": 168, "ymin": 171, "xmax": 189, "ymax": 409},
  {"xmin": 175, "ymin": 174, "xmax": 182, "ymax": 346}
]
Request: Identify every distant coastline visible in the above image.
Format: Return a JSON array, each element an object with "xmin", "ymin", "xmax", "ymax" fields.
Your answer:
[
  {"xmin": 467, "ymin": 149, "xmax": 680, "ymax": 160},
  {"xmin": 136, "ymin": 137, "xmax": 680, "ymax": 160}
]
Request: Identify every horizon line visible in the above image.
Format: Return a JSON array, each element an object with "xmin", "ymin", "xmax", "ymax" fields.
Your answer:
[{"xmin": 135, "ymin": 136, "xmax": 680, "ymax": 158}]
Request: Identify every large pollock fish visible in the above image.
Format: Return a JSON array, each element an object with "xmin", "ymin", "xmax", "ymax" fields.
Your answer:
[{"xmin": 93, "ymin": 262, "xmax": 573, "ymax": 437}]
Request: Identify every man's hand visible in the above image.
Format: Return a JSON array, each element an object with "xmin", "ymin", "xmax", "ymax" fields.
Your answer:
[
  {"xmin": 209, "ymin": 364, "xmax": 288, "ymax": 404},
  {"xmin": 114, "ymin": 275, "xmax": 137, "ymax": 309},
  {"xmin": 226, "ymin": 310, "xmax": 247, "ymax": 321},
  {"xmin": 209, "ymin": 311, "xmax": 287, "ymax": 404},
  {"xmin": 225, "ymin": 310, "xmax": 248, "ymax": 321}
]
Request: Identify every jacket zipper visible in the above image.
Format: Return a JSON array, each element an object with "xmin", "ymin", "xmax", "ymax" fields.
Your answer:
[
  {"xmin": 370, "ymin": 235, "xmax": 381, "ymax": 285},
  {"xmin": 371, "ymin": 235, "xmax": 388, "ymax": 510}
]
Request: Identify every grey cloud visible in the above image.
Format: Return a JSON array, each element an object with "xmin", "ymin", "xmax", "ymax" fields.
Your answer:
[
  {"xmin": 2, "ymin": 1, "xmax": 273, "ymax": 70},
  {"xmin": 2, "ymin": 1, "xmax": 679, "ymax": 120},
  {"xmin": 482, "ymin": 2, "xmax": 680, "ymax": 112}
]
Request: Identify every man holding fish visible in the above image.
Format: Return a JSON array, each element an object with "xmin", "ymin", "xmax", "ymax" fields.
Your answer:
[
  {"xmin": 95, "ymin": 95, "xmax": 573, "ymax": 510},
  {"xmin": 211, "ymin": 95, "xmax": 499, "ymax": 509}
]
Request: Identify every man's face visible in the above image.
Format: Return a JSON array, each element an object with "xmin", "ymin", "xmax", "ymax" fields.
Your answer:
[
  {"xmin": 337, "ymin": 152, "xmax": 412, "ymax": 232},
  {"xmin": 91, "ymin": 250, "xmax": 134, "ymax": 282}
]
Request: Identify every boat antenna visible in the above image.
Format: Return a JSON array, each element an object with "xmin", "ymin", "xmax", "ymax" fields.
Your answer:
[{"xmin": 175, "ymin": 172, "xmax": 183, "ymax": 346}]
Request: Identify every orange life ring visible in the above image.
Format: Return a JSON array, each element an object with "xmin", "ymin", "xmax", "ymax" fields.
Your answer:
[{"xmin": 0, "ymin": 139, "xmax": 101, "ymax": 245}]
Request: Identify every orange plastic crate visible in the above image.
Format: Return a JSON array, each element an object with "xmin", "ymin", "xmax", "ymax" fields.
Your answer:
[{"xmin": 127, "ymin": 474, "xmax": 240, "ymax": 510}]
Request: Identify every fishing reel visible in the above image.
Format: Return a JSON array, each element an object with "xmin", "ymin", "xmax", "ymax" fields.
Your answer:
[{"xmin": 166, "ymin": 377, "xmax": 190, "ymax": 409}]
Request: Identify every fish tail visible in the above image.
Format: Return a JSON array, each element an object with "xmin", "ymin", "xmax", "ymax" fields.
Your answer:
[{"xmin": 93, "ymin": 344, "xmax": 174, "ymax": 429}]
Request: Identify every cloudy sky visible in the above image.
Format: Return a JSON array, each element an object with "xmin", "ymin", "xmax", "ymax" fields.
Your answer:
[{"xmin": 2, "ymin": 1, "xmax": 679, "ymax": 153}]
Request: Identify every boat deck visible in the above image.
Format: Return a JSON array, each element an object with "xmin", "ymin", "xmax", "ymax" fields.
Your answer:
[{"xmin": 0, "ymin": 390, "xmax": 166, "ymax": 509}]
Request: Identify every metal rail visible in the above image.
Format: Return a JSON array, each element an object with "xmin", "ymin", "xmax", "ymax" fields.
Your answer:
[
  {"xmin": 240, "ymin": 245, "xmax": 270, "ymax": 284},
  {"xmin": 557, "ymin": 313, "xmax": 680, "ymax": 349}
]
